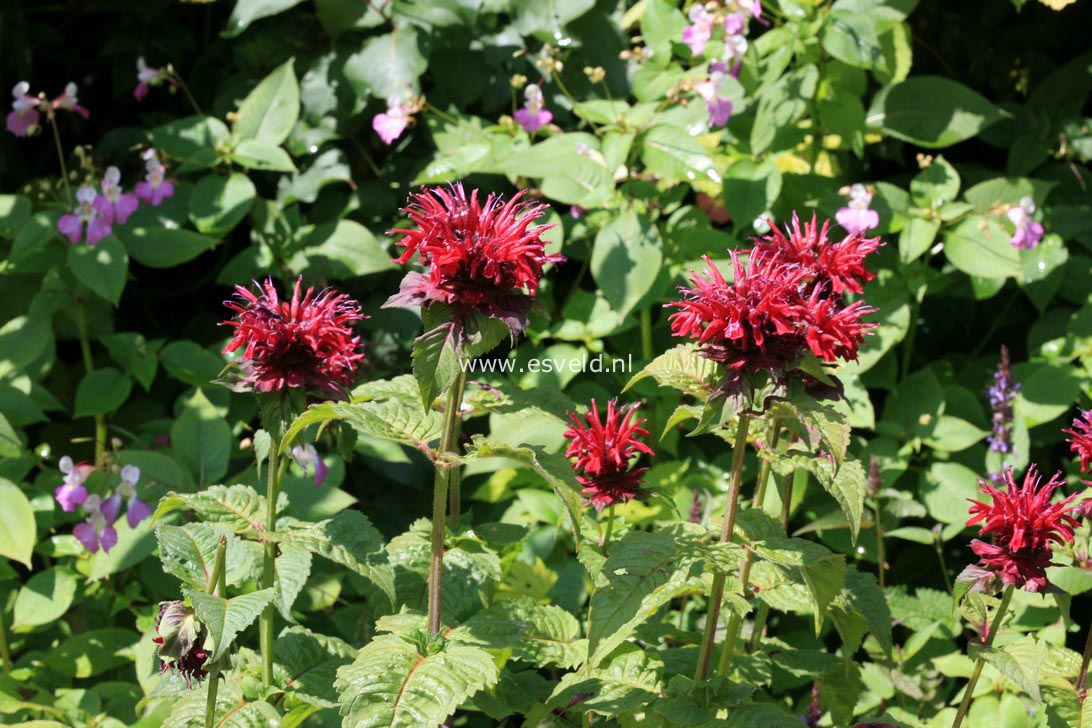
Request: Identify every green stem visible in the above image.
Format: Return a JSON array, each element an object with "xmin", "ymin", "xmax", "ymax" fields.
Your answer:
[
  {"xmin": 73, "ymin": 299, "xmax": 106, "ymax": 465},
  {"xmin": 951, "ymin": 585, "xmax": 1014, "ymax": 728},
  {"xmin": 0, "ymin": 606, "xmax": 11, "ymax": 675},
  {"xmin": 429, "ymin": 371, "xmax": 468, "ymax": 635},
  {"xmin": 601, "ymin": 504, "xmax": 617, "ymax": 555},
  {"xmin": 640, "ymin": 308, "xmax": 652, "ymax": 361},
  {"xmin": 49, "ymin": 115, "xmax": 72, "ymax": 206},
  {"xmin": 901, "ymin": 293, "xmax": 921, "ymax": 380},
  {"xmin": 716, "ymin": 419, "xmax": 782, "ymax": 673},
  {"xmin": 1077, "ymin": 618, "xmax": 1092, "ymax": 692},
  {"xmin": 694, "ymin": 415, "xmax": 751, "ymax": 682},
  {"xmin": 260, "ymin": 442, "xmax": 286, "ymax": 689},
  {"xmin": 204, "ymin": 537, "xmax": 227, "ymax": 728},
  {"xmin": 447, "ymin": 383, "xmax": 467, "ymax": 529},
  {"xmin": 935, "ymin": 533, "xmax": 953, "ymax": 595},
  {"xmin": 874, "ymin": 498, "xmax": 887, "ymax": 590}
]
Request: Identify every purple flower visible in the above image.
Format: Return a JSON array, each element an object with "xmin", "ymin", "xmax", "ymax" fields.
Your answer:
[
  {"xmin": 682, "ymin": 5, "xmax": 715, "ymax": 56},
  {"xmin": 73, "ymin": 493, "xmax": 121, "ymax": 554},
  {"xmin": 134, "ymin": 57, "xmax": 168, "ymax": 101},
  {"xmin": 1007, "ymin": 196, "xmax": 1044, "ymax": 250},
  {"xmin": 55, "ymin": 456, "xmax": 91, "ymax": 512},
  {"xmin": 987, "ymin": 345, "xmax": 1020, "ymax": 456},
  {"xmin": 291, "ymin": 444, "xmax": 329, "ymax": 487},
  {"xmin": 724, "ymin": 12, "xmax": 746, "ymax": 35},
  {"xmin": 514, "ymin": 85, "xmax": 553, "ymax": 133},
  {"xmin": 134, "ymin": 148, "xmax": 174, "ymax": 206},
  {"xmin": 100, "ymin": 167, "xmax": 139, "ymax": 225},
  {"xmin": 6, "ymin": 82, "xmax": 41, "ymax": 137},
  {"xmin": 835, "ymin": 184, "xmax": 880, "ymax": 235},
  {"xmin": 696, "ymin": 61, "xmax": 733, "ymax": 128},
  {"xmin": 50, "ymin": 82, "xmax": 89, "ymax": 119},
  {"xmin": 373, "ymin": 98, "xmax": 412, "ymax": 145},
  {"xmin": 116, "ymin": 464, "xmax": 152, "ymax": 528},
  {"xmin": 57, "ymin": 185, "xmax": 113, "ymax": 246}
]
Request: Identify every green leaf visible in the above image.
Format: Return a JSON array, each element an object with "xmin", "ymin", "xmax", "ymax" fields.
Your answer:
[
  {"xmin": 283, "ymin": 398, "xmax": 443, "ymax": 459},
  {"xmin": 278, "ymin": 510, "xmax": 396, "ymax": 609},
  {"xmin": 910, "ymin": 155, "xmax": 961, "ymax": 208},
  {"xmin": 978, "ymin": 636, "xmax": 1044, "ymax": 701},
  {"xmin": 587, "ymin": 523, "xmax": 708, "ymax": 668},
  {"xmin": 100, "ymin": 332, "xmax": 160, "ymax": 390},
  {"xmin": 640, "ymin": 0, "xmax": 688, "ymax": 65},
  {"xmin": 43, "ymin": 628, "xmax": 139, "ymax": 677},
  {"xmin": 189, "ymin": 173, "xmax": 256, "ymax": 236},
  {"xmin": 451, "ymin": 596, "xmax": 585, "ymax": 669},
  {"xmin": 867, "ymin": 76, "xmax": 1004, "ymax": 148},
  {"xmin": 171, "ymin": 388, "xmax": 231, "ymax": 485},
  {"xmin": 0, "ymin": 478, "xmax": 34, "ymax": 567},
  {"xmin": 156, "ymin": 523, "xmax": 253, "ymax": 590},
  {"xmin": 12, "ymin": 568, "xmax": 77, "ymax": 630},
  {"xmin": 548, "ymin": 647, "xmax": 663, "ymax": 716},
  {"xmin": 335, "ymin": 632, "xmax": 499, "ymax": 727},
  {"xmin": 293, "ymin": 220, "xmax": 396, "ymax": 279},
  {"xmin": 0, "ymin": 413, "xmax": 22, "ymax": 459},
  {"xmin": 343, "ymin": 27, "xmax": 429, "ymax": 98},
  {"xmin": 722, "ymin": 160, "xmax": 782, "ymax": 229},
  {"xmin": 187, "ymin": 587, "xmax": 275, "ymax": 661},
  {"xmin": 274, "ymin": 626, "xmax": 355, "ymax": 708},
  {"xmin": 117, "ymin": 226, "xmax": 220, "ymax": 269},
  {"xmin": 466, "ymin": 437, "xmax": 585, "ymax": 550},
  {"xmin": 274, "ymin": 544, "xmax": 313, "ymax": 621},
  {"xmin": 753, "ymin": 537, "xmax": 846, "ymax": 634},
  {"xmin": 231, "ymin": 138, "xmax": 297, "ymax": 172},
  {"xmin": 0, "ymin": 314, "xmax": 52, "ymax": 377},
  {"xmin": 150, "ymin": 115, "xmax": 230, "ymax": 170},
  {"xmin": 412, "ymin": 305, "xmax": 509, "ymax": 406},
  {"xmin": 830, "ymin": 567, "xmax": 892, "ymax": 657},
  {"xmin": 155, "ymin": 485, "xmax": 276, "ymax": 539},
  {"xmin": 922, "ymin": 462, "xmax": 980, "ymax": 527},
  {"xmin": 641, "ymin": 125, "xmax": 721, "ymax": 186},
  {"xmin": 163, "ymin": 678, "xmax": 280, "ymax": 727},
  {"xmin": 9, "ymin": 211, "xmax": 58, "ymax": 262},
  {"xmin": 68, "ymin": 236, "xmax": 128, "ymax": 304},
  {"xmin": 751, "ymin": 65, "xmax": 819, "ymax": 154},
  {"xmin": 233, "ymin": 58, "xmax": 300, "ymax": 145},
  {"xmin": 898, "ymin": 216, "xmax": 940, "ymax": 264},
  {"xmin": 822, "ymin": 10, "xmax": 884, "ymax": 70},
  {"xmin": 943, "ymin": 215, "xmax": 1021, "ymax": 280},
  {"xmin": 73, "ymin": 367, "xmax": 131, "ymax": 418},
  {"xmin": 0, "ymin": 194, "xmax": 31, "ymax": 237},
  {"xmin": 591, "ymin": 206, "xmax": 663, "ymax": 319},
  {"xmin": 625, "ymin": 343, "xmax": 721, "ymax": 400},
  {"xmin": 818, "ymin": 460, "xmax": 867, "ymax": 544}
]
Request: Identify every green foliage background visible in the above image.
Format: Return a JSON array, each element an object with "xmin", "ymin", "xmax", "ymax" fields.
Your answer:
[{"xmin": 2, "ymin": 0, "xmax": 1092, "ymax": 725}]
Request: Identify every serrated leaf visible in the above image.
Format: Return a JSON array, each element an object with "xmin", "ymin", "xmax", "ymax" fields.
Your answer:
[
  {"xmin": 163, "ymin": 679, "xmax": 280, "ymax": 727},
  {"xmin": 154, "ymin": 484, "xmax": 277, "ymax": 539},
  {"xmin": 274, "ymin": 544, "xmax": 312, "ymax": 621},
  {"xmin": 978, "ymin": 636, "xmax": 1044, "ymax": 701},
  {"xmin": 830, "ymin": 567, "xmax": 892, "ymax": 658},
  {"xmin": 587, "ymin": 523, "xmax": 708, "ymax": 668},
  {"xmin": 753, "ymin": 537, "xmax": 846, "ymax": 634},
  {"xmin": 274, "ymin": 626, "xmax": 355, "ymax": 708},
  {"xmin": 451, "ymin": 596, "xmax": 585, "ymax": 669},
  {"xmin": 156, "ymin": 523, "xmax": 253, "ymax": 590},
  {"xmin": 625, "ymin": 343, "xmax": 721, "ymax": 399},
  {"xmin": 548, "ymin": 647, "xmax": 663, "ymax": 716},
  {"xmin": 187, "ymin": 587, "xmax": 275, "ymax": 662},
  {"xmin": 466, "ymin": 437, "xmax": 584, "ymax": 548},
  {"xmin": 282, "ymin": 398, "xmax": 443, "ymax": 459},
  {"xmin": 278, "ymin": 510, "xmax": 395, "ymax": 609},
  {"xmin": 335, "ymin": 632, "xmax": 499, "ymax": 727}
]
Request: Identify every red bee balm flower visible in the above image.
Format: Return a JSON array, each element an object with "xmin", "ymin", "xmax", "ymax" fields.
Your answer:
[
  {"xmin": 754, "ymin": 213, "xmax": 882, "ymax": 295},
  {"xmin": 222, "ymin": 277, "xmax": 365, "ymax": 397},
  {"xmin": 564, "ymin": 399, "xmax": 655, "ymax": 512},
  {"xmin": 1064, "ymin": 409, "xmax": 1092, "ymax": 472},
  {"xmin": 386, "ymin": 184, "xmax": 563, "ymax": 333},
  {"xmin": 966, "ymin": 467, "xmax": 1081, "ymax": 592}
]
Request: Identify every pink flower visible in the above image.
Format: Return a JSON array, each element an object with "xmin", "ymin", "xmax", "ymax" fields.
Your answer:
[
  {"xmin": 373, "ymin": 97, "xmax": 416, "ymax": 145},
  {"xmin": 99, "ymin": 167, "xmax": 140, "ymax": 225},
  {"xmin": 724, "ymin": 12, "xmax": 746, "ymax": 35},
  {"xmin": 134, "ymin": 148, "xmax": 174, "ymax": 206},
  {"xmin": 696, "ymin": 61, "xmax": 733, "ymax": 128},
  {"xmin": 1007, "ymin": 196, "xmax": 1044, "ymax": 250},
  {"xmin": 682, "ymin": 5, "xmax": 715, "ymax": 56},
  {"xmin": 134, "ymin": 57, "xmax": 168, "ymax": 101},
  {"xmin": 835, "ymin": 184, "xmax": 880, "ymax": 235},
  {"xmin": 291, "ymin": 444, "xmax": 329, "ymax": 486},
  {"xmin": 6, "ymin": 82, "xmax": 41, "ymax": 137},
  {"xmin": 50, "ymin": 82, "xmax": 89, "ymax": 119},
  {"xmin": 55, "ymin": 455, "xmax": 92, "ymax": 512},
  {"xmin": 514, "ymin": 85, "xmax": 553, "ymax": 133},
  {"xmin": 73, "ymin": 493, "xmax": 121, "ymax": 554},
  {"xmin": 57, "ymin": 184, "xmax": 113, "ymax": 246},
  {"xmin": 116, "ymin": 464, "xmax": 152, "ymax": 528},
  {"xmin": 570, "ymin": 205, "xmax": 585, "ymax": 219}
]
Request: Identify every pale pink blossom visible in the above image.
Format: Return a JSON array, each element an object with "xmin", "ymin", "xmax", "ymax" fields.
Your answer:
[
  {"xmin": 291, "ymin": 444, "xmax": 329, "ymax": 487},
  {"xmin": 134, "ymin": 57, "xmax": 168, "ymax": 101},
  {"xmin": 73, "ymin": 493, "xmax": 121, "ymax": 554},
  {"xmin": 1007, "ymin": 196, "xmax": 1044, "ymax": 250},
  {"xmin": 373, "ymin": 98, "xmax": 414, "ymax": 145},
  {"xmin": 51, "ymin": 82, "xmax": 89, "ymax": 119},
  {"xmin": 57, "ymin": 184, "xmax": 113, "ymax": 246},
  {"xmin": 514, "ymin": 84, "xmax": 553, "ymax": 133},
  {"xmin": 55, "ymin": 456, "xmax": 93, "ymax": 512},
  {"xmin": 835, "ymin": 184, "xmax": 880, "ymax": 235},
  {"xmin": 696, "ymin": 61, "xmax": 733, "ymax": 128},
  {"xmin": 134, "ymin": 148, "xmax": 174, "ymax": 206},
  {"xmin": 100, "ymin": 167, "xmax": 139, "ymax": 224},
  {"xmin": 116, "ymin": 464, "xmax": 152, "ymax": 528},
  {"xmin": 682, "ymin": 5, "xmax": 716, "ymax": 56},
  {"xmin": 6, "ymin": 82, "xmax": 41, "ymax": 137}
]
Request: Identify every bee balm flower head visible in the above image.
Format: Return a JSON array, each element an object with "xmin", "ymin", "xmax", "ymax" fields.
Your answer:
[
  {"xmin": 564, "ymin": 399, "xmax": 654, "ymax": 512},
  {"xmin": 1065, "ymin": 409, "xmax": 1092, "ymax": 473}
]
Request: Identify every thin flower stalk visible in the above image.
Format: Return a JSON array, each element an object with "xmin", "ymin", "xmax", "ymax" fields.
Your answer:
[
  {"xmin": 260, "ymin": 443, "xmax": 288, "ymax": 687},
  {"xmin": 951, "ymin": 584, "xmax": 1014, "ymax": 728},
  {"xmin": 429, "ymin": 370, "xmax": 468, "ymax": 634},
  {"xmin": 203, "ymin": 536, "xmax": 227, "ymax": 728}
]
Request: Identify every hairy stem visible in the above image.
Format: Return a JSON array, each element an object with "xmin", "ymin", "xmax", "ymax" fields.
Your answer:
[
  {"xmin": 204, "ymin": 537, "xmax": 227, "ymax": 728},
  {"xmin": 260, "ymin": 441, "xmax": 286, "ymax": 688},
  {"xmin": 429, "ymin": 371, "xmax": 468, "ymax": 634},
  {"xmin": 73, "ymin": 299, "xmax": 106, "ymax": 465},
  {"xmin": 951, "ymin": 584, "xmax": 1014, "ymax": 728},
  {"xmin": 0, "ymin": 607, "xmax": 11, "ymax": 675},
  {"xmin": 694, "ymin": 414, "xmax": 751, "ymax": 682},
  {"xmin": 447, "ymin": 382, "xmax": 467, "ymax": 528}
]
